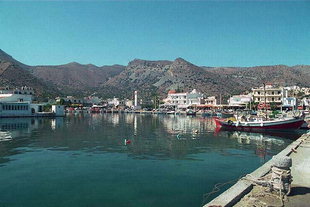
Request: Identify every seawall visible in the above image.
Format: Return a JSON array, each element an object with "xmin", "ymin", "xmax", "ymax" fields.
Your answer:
[{"xmin": 204, "ymin": 131, "xmax": 310, "ymax": 207}]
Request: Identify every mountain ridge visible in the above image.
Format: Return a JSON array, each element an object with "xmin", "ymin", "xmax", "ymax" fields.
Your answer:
[{"xmin": 1, "ymin": 49, "xmax": 309, "ymax": 100}]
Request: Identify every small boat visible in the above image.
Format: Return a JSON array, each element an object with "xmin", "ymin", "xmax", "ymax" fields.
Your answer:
[
  {"xmin": 166, "ymin": 110, "xmax": 176, "ymax": 115},
  {"xmin": 202, "ymin": 111, "xmax": 214, "ymax": 117},
  {"xmin": 220, "ymin": 111, "xmax": 234, "ymax": 118},
  {"xmin": 186, "ymin": 109, "xmax": 196, "ymax": 116},
  {"xmin": 215, "ymin": 115, "xmax": 305, "ymax": 131}
]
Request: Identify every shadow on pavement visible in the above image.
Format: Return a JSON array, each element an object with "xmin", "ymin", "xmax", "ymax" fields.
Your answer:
[{"xmin": 290, "ymin": 186, "xmax": 310, "ymax": 196}]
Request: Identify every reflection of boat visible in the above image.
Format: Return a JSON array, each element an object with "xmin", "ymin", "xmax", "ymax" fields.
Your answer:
[
  {"xmin": 300, "ymin": 120, "xmax": 310, "ymax": 129},
  {"xmin": 215, "ymin": 116, "xmax": 305, "ymax": 132},
  {"xmin": 214, "ymin": 126, "xmax": 302, "ymax": 140},
  {"xmin": 229, "ymin": 131, "xmax": 286, "ymax": 145},
  {"xmin": 202, "ymin": 111, "xmax": 234, "ymax": 118}
]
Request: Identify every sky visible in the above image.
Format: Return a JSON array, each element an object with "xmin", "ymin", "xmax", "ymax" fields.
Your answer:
[{"xmin": 0, "ymin": 1, "xmax": 309, "ymax": 67}]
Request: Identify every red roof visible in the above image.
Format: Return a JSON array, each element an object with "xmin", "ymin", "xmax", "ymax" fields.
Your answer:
[{"xmin": 168, "ymin": 90, "xmax": 176, "ymax": 94}]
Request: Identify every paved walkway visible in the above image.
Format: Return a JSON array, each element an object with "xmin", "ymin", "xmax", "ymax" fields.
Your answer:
[
  {"xmin": 284, "ymin": 132, "xmax": 310, "ymax": 207},
  {"xmin": 235, "ymin": 133, "xmax": 310, "ymax": 207}
]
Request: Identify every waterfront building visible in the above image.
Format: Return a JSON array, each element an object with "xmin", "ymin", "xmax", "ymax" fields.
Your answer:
[
  {"xmin": 204, "ymin": 96, "xmax": 217, "ymax": 106},
  {"xmin": 1, "ymin": 87, "xmax": 64, "ymax": 117},
  {"xmin": 0, "ymin": 87, "xmax": 34, "ymax": 117},
  {"xmin": 282, "ymin": 97, "xmax": 297, "ymax": 109},
  {"xmin": 301, "ymin": 98, "xmax": 310, "ymax": 110},
  {"xmin": 0, "ymin": 86, "xmax": 34, "ymax": 102},
  {"xmin": 84, "ymin": 96, "xmax": 102, "ymax": 105},
  {"xmin": 228, "ymin": 95, "xmax": 252, "ymax": 107},
  {"xmin": 125, "ymin": 99, "xmax": 134, "ymax": 108},
  {"xmin": 252, "ymin": 84, "xmax": 283, "ymax": 104},
  {"xmin": 163, "ymin": 89, "xmax": 204, "ymax": 109},
  {"xmin": 56, "ymin": 96, "xmax": 84, "ymax": 105}
]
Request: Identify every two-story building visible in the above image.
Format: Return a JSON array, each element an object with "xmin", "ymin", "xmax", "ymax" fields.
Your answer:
[
  {"xmin": 1, "ymin": 87, "xmax": 64, "ymax": 117},
  {"xmin": 163, "ymin": 89, "xmax": 204, "ymax": 109}
]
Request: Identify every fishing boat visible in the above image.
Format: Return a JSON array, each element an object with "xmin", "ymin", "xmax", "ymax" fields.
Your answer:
[{"xmin": 214, "ymin": 115, "xmax": 305, "ymax": 131}]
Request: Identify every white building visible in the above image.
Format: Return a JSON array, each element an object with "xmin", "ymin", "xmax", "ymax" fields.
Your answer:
[
  {"xmin": 0, "ymin": 86, "xmax": 34, "ymax": 103},
  {"xmin": 107, "ymin": 97, "xmax": 125, "ymax": 107},
  {"xmin": 0, "ymin": 87, "xmax": 63, "ymax": 117},
  {"xmin": 282, "ymin": 97, "xmax": 297, "ymax": 109},
  {"xmin": 228, "ymin": 95, "xmax": 252, "ymax": 106},
  {"xmin": 163, "ymin": 89, "xmax": 204, "ymax": 108},
  {"xmin": 52, "ymin": 105, "xmax": 65, "ymax": 116},
  {"xmin": 0, "ymin": 87, "xmax": 34, "ymax": 117},
  {"xmin": 55, "ymin": 96, "xmax": 84, "ymax": 105},
  {"xmin": 83, "ymin": 96, "xmax": 102, "ymax": 105},
  {"xmin": 252, "ymin": 84, "xmax": 283, "ymax": 104},
  {"xmin": 204, "ymin": 96, "xmax": 217, "ymax": 106}
]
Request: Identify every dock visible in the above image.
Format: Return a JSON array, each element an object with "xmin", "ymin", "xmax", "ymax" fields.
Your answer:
[{"xmin": 204, "ymin": 132, "xmax": 310, "ymax": 207}]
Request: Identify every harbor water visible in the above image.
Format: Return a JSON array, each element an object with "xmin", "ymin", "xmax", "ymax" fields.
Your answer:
[{"xmin": 0, "ymin": 114, "xmax": 300, "ymax": 207}]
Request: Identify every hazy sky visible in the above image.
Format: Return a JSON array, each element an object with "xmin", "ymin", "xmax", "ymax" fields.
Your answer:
[{"xmin": 0, "ymin": 1, "xmax": 309, "ymax": 67}]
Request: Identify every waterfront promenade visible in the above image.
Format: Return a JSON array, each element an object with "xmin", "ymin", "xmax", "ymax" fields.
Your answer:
[{"xmin": 205, "ymin": 132, "xmax": 310, "ymax": 207}]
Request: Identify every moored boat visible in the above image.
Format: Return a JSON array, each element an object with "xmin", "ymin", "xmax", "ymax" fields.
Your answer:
[
  {"xmin": 215, "ymin": 116, "xmax": 305, "ymax": 131},
  {"xmin": 186, "ymin": 109, "xmax": 196, "ymax": 116}
]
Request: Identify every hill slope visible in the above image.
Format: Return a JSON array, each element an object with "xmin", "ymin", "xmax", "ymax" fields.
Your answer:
[
  {"xmin": 32, "ymin": 62, "xmax": 125, "ymax": 95},
  {"xmin": 1, "ymin": 49, "xmax": 309, "ymax": 100},
  {"xmin": 105, "ymin": 58, "xmax": 245, "ymax": 99},
  {"xmin": 0, "ymin": 49, "xmax": 125, "ymax": 98}
]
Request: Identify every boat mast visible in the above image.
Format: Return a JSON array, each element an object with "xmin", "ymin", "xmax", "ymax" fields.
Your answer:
[{"xmin": 263, "ymin": 83, "xmax": 268, "ymax": 119}]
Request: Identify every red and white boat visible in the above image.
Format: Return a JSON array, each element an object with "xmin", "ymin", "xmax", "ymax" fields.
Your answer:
[{"xmin": 215, "ymin": 116, "xmax": 305, "ymax": 131}]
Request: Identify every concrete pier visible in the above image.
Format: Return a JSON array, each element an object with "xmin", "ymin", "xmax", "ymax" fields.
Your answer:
[{"xmin": 204, "ymin": 132, "xmax": 310, "ymax": 207}]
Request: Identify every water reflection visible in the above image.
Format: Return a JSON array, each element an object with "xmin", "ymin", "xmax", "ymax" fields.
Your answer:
[{"xmin": 0, "ymin": 114, "xmax": 299, "ymax": 165}]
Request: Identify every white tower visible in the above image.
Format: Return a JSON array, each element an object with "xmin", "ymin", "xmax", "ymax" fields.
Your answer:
[{"xmin": 134, "ymin": 91, "xmax": 138, "ymax": 107}]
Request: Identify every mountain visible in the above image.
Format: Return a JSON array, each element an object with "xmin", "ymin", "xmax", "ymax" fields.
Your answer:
[
  {"xmin": 0, "ymin": 49, "xmax": 125, "ymax": 98},
  {"xmin": 32, "ymin": 62, "xmax": 125, "ymax": 95},
  {"xmin": 1, "ymin": 49, "xmax": 309, "ymax": 100},
  {"xmin": 105, "ymin": 59, "xmax": 310, "ymax": 100},
  {"xmin": 0, "ymin": 50, "xmax": 59, "ymax": 98},
  {"xmin": 206, "ymin": 65, "xmax": 310, "ymax": 89},
  {"xmin": 105, "ymin": 58, "xmax": 245, "ymax": 99}
]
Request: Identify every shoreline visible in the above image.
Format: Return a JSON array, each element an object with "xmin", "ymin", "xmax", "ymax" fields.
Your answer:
[{"xmin": 204, "ymin": 131, "xmax": 310, "ymax": 207}]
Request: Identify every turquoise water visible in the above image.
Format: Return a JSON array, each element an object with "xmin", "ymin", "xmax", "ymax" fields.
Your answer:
[{"xmin": 0, "ymin": 114, "xmax": 297, "ymax": 207}]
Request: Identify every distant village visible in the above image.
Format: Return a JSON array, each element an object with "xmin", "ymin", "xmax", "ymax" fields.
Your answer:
[{"xmin": 0, "ymin": 83, "xmax": 310, "ymax": 117}]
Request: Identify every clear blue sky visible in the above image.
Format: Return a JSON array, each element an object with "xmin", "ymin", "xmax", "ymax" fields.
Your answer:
[{"xmin": 0, "ymin": 1, "xmax": 309, "ymax": 67}]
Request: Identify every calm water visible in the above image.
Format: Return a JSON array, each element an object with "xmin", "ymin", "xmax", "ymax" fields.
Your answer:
[{"xmin": 0, "ymin": 114, "xmax": 300, "ymax": 207}]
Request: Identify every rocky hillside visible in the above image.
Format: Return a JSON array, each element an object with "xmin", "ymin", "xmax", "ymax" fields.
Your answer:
[
  {"xmin": 32, "ymin": 62, "xmax": 125, "ymax": 94},
  {"xmin": 105, "ymin": 58, "xmax": 245, "ymax": 98},
  {"xmin": 206, "ymin": 65, "xmax": 310, "ymax": 89},
  {"xmin": 1, "ymin": 49, "xmax": 309, "ymax": 100},
  {"xmin": 0, "ymin": 60, "xmax": 59, "ymax": 98},
  {"xmin": 0, "ymin": 49, "xmax": 125, "ymax": 98}
]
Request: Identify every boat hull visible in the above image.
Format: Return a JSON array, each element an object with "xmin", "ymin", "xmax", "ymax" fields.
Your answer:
[{"xmin": 215, "ymin": 118, "xmax": 304, "ymax": 131}]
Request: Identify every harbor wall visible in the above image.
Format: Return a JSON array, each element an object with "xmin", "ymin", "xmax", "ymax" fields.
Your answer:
[{"xmin": 204, "ymin": 131, "xmax": 310, "ymax": 207}]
